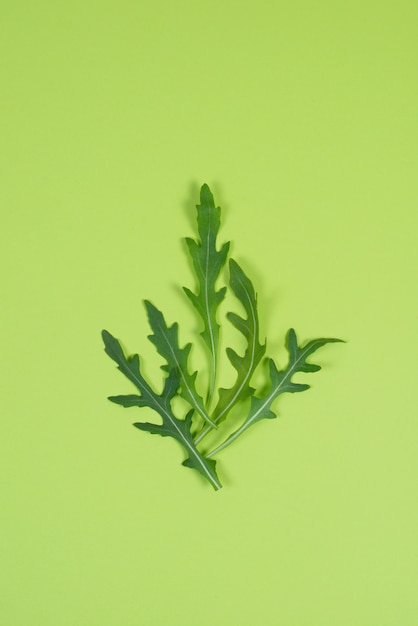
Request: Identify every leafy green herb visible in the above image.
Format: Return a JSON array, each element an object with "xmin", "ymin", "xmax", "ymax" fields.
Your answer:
[
  {"xmin": 143, "ymin": 300, "xmax": 216, "ymax": 428},
  {"xmin": 194, "ymin": 258, "xmax": 266, "ymax": 444},
  {"xmin": 183, "ymin": 184, "xmax": 230, "ymax": 406},
  {"xmin": 206, "ymin": 329, "xmax": 342, "ymax": 458},
  {"xmin": 102, "ymin": 184, "xmax": 343, "ymax": 490},
  {"xmin": 102, "ymin": 329, "xmax": 222, "ymax": 490}
]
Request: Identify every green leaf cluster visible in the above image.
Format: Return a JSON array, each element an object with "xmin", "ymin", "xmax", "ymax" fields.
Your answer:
[{"xmin": 102, "ymin": 184, "xmax": 343, "ymax": 490}]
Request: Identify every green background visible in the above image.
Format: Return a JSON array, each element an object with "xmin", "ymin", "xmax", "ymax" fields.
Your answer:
[{"xmin": 1, "ymin": 1, "xmax": 417, "ymax": 624}]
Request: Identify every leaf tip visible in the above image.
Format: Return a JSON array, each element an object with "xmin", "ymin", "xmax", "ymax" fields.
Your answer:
[
  {"xmin": 101, "ymin": 329, "xmax": 111, "ymax": 341},
  {"xmin": 200, "ymin": 182, "xmax": 212, "ymax": 197}
]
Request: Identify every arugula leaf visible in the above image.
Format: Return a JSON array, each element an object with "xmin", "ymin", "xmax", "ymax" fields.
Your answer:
[
  {"xmin": 144, "ymin": 300, "xmax": 216, "ymax": 428},
  {"xmin": 102, "ymin": 183, "xmax": 344, "ymax": 490},
  {"xmin": 102, "ymin": 330, "xmax": 222, "ymax": 490},
  {"xmin": 183, "ymin": 184, "xmax": 230, "ymax": 405},
  {"xmin": 206, "ymin": 329, "xmax": 344, "ymax": 458},
  {"xmin": 194, "ymin": 259, "xmax": 266, "ymax": 443}
]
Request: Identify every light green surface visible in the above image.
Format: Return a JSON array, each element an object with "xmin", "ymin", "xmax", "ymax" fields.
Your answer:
[{"xmin": 1, "ymin": 1, "xmax": 417, "ymax": 625}]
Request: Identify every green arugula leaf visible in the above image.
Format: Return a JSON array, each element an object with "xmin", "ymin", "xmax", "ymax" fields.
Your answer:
[
  {"xmin": 144, "ymin": 300, "xmax": 216, "ymax": 428},
  {"xmin": 102, "ymin": 330, "xmax": 222, "ymax": 490},
  {"xmin": 102, "ymin": 183, "xmax": 344, "ymax": 490},
  {"xmin": 206, "ymin": 329, "xmax": 344, "ymax": 458},
  {"xmin": 194, "ymin": 259, "xmax": 266, "ymax": 444},
  {"xmin": 183, "ymin": 184, "xmax": 230, "ymax": 405}
]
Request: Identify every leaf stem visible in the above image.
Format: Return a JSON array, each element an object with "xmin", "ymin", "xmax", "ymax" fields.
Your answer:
[
  {"xmin": 194, "ymin": 423, "xmax": 212, "ymax": 445},
  {"xmin": 205, "ymin": 424, "xmax": 245, "ymax": 459}
]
